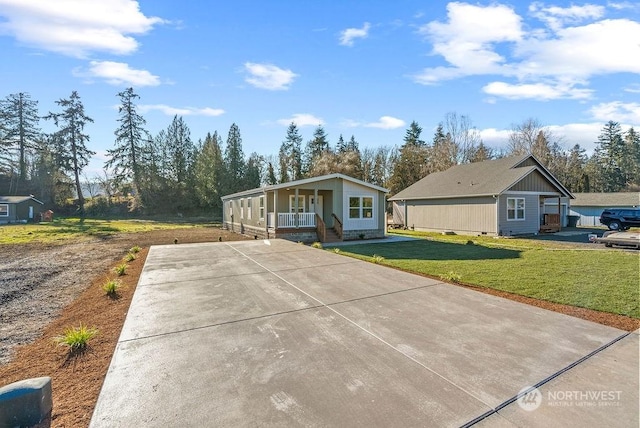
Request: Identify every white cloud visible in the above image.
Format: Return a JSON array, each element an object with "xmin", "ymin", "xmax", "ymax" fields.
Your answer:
[
  {"xmin": 74, "ymin": 61, "xmax": 160, "ymax": 86},
  {"xmin": 276, "ymin": 113, "xmax": 323, "ymax": 127},
  {"xmin": 625, "ymin": 84, "xmax": 640, "ymax": 94},
  {"xmin": 529, "ymin": 2, "xmax": 604, "ymax": 31},
  {"xmin": 138, "ymin": 104, "xmax": 225, "ymax": 117},
  {"xmin": 244, "ymin": 62, "xmax": 297, "ymax": 90},
  {"xmin": 339, "ymin": 22, "xmax": 371, "ymax": 46},
  {"xmin": 414, "ymin": 2, "xmax": 640, "ymax": 101},
  {"xmin": 0, "ymin": 0, "xmax": 165, "ymax": 57},
  {"xmin": 589, "ymin": 101, "xmax": 640, "ymax": 124},
  {"xmin": 483, "ymin": 81, "xmax": 592, "ymax": 100},
  {"xmin": 414, "ymin": 2, "xmax": 522, "ymax": 84},
  {"xmin": 365, "ymin": 116, "xmax": 406, "ymax": 129}
]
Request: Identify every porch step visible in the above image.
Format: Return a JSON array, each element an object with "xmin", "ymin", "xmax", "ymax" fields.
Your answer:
[{"xmin": 323, "ymin": 228, "xmax": 342, "ymax": 243}]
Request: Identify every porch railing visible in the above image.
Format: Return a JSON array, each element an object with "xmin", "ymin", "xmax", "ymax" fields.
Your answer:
[
  {"xmin": 316, "ymin": 213, "xmax": 326, "ymax": 242},
  {"xmin": 332, "ymin": 213, "xmax": 343, "ymax": 239},
  {"xmin": 277, "ymin": 212, "xmax": 316, "ymax": 228}
]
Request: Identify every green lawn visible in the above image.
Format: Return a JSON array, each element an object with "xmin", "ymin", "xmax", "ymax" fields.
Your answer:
[
  {"xmin": 0, "ymin": 217, "xmax": 218, "ymax": 245},
  {"xmin": 333, "ymin": 232, "xmax": 639, "ymax": 318}
]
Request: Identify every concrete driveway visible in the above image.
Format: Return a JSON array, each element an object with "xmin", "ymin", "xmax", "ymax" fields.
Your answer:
[{"xmin": 91, "ymin": 239, "xmax": 638, "ymax": 427}]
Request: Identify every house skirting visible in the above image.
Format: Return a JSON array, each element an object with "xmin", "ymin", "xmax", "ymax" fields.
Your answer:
[
  {"xmin": 223, "ymin": 222, "xmax": 319, "ymax": 242},
  {"xmin": 342, "ymin": 229, "xmax": 385, "ymax": 240}
]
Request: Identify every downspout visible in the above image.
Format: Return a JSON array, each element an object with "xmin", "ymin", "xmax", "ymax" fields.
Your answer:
[{"xmin": 493, "ymin": 195, "xmax": 499, "ymax": 236}]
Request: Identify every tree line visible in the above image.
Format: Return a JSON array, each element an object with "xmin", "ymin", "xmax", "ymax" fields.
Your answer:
[{"xmin": 1, "ymin": 89, "xmax": 639, "ymax": 217}]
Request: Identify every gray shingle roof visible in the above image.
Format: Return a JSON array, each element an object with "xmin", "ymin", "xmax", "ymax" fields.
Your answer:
[
  {"xmin": 571, "ymin": 192, "xmax": 640, "ymax": 207},
  {"xmin": 389, "ymin": 154, "xmax": 569, "ymax": 200},
  {"xmin": 0, "ymin": 195, "xmax": 44, "ymax": 204}
]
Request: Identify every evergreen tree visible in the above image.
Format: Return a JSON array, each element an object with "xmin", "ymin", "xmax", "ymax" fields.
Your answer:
[
  {"xmin": 623, "ymin": 127, "xmax": 640, "ymax": 189},
  {"xmin": 279, "ymin": 122, "xmax": 302, "ymax": 182},
  {"xmin": 105, "ymin": 87, "xmax": 149, "ymax": 202},
  {"xmin": 403, "ymin": 121, "xmax": 425, "ymax": 147},
  {"xmin": 266, "ymin": 161, "xmax": 278, "ymax": 185},
  {"xmin": 593, "ymin": 121, "xmax": 626, "ymax": 192},
  {"xmin": 430, "ymin": 124, "xmax": 456, "ymax": 172},
  {"xmin": 193, "ymin": 131, "xmax": 224, "ymax": 211},
  {"xmin": 388, "ymin": 121, "xmax": 429, "ymax": 195},
  {"xmin": 336, "ymin": 134, "xmax": 347, "ymax": 153},
  {"xmin": 303, "ymin": 125, "xmax": 329, "ymax": 174},
  {"xmin": 44, "ymin": 91, "xmax": 95, "ymax": 216},
  {"xmin": 223, "ymin": 123, "xmax": 246, "ymax": 194},
  {"xmin": 468, "ymin": 141, "xmax": 493, "ymax": 163},
  {"xmin": 244, "ymin": 152, "xmax": 263, "ymax": 189},
  {"xmin": 564, "ymin": 144, "xmax": 588, "ymax": 192},
  {"xmin": 0, "ymin": 92, "xmax": 41, "ymax": 183}
]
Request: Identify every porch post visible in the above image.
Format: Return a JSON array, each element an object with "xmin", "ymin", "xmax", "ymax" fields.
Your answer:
[
  {"xmin": 558, "ymin": 196, "xmax": 562, "ymax": 231},
  {"xmin": 273, "ymin": 189, "xmax": 278, "ymax": 229},
  {"xmin": 294, "ymin": 188, "xmax": 299, "ymax": 228},
  {"xmin": 313, "ymin": 188, "xmax": 318, "ymax": 215}
]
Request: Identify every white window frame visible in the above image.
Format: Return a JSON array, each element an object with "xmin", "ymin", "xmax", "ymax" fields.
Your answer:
[
  {"xmin": 507, "ymin": 197, "xmax": 525, "ymax": 221},
  {"xmin": 349, "ymin": 196, "xmax": 374, "ymax": 219},
  {"xmin": 240, "ymin": 198, "xmax": 244, "ymax": 219},
  {"xmin": 0, "ymin": 204, "xmax": 8, "ymax": 217},
  {"xmin": 228, "ymin": 201, "xmax": 232, "ymax": 219},
  {"xmin": 289, "ymin": 195, "xmax": 305, "ymax": 213},
  {"xmin": 247, "ymin": 198, "xmax": 252, "ymax": 220},
  {"xmin": 259, "ymin": 196, "xmax": 265, "ymax": 220}
]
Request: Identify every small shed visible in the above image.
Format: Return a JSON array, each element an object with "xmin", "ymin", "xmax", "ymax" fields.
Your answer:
[
  {"xmin": 221, "ymin": 174, "xmax": 388, "ymax": 242},
  {"xmin": 569, "ymin": 193, "xmax": 640, "ymax": 226},
  {"xmin": 0, "ymin": 195, "xmax": 45, "ymax": 224}
]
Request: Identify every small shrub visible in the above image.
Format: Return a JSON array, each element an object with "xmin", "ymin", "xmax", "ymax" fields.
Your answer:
[
  {"xmin": 54, "ymin": 324, "xmax": 98, "ymax": 351},
  {"xmin": 466, "ymin": 240, "xmax": 475, "ymax": 245},
  {"xmin": 311, "ymin": 242, "xmax": 323, "ymax": 249},
  {"xmin": 440, "ymin": 271, "xmax": 462, "ymax": 283},
  {"xmin": 371, "ymin": 254, "xmax": 385, "ymax": 264},
  {"xmin": 332, "ymin": 248, "xmax": 341, "ymax": 254},
  {"xmin": 102, "ymin": 279, "xmax": 122, "ymax": 296},
  {"xmin": 114, "ymin": 263, "xmax": 127, "ymax": 276},
  {"xmin": 124, "ymin": 252, "xmax": 137, "ymax": 262},
  {"xmin": 129, "ymin": 245, "xmax": 141, "ymax": 254},
  {"xmin": 359, "ymin": 233, "xmax": 365, "ymax": 240}
]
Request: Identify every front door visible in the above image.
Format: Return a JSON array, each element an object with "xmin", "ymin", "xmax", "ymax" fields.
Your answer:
[{"xmin": 310, "ymin": 195, "xmax": 324, "ymax": 220}]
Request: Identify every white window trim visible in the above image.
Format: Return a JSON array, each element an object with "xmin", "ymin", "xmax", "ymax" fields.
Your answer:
[
  {"xmin": 289, "ymin": 195, "xmax": 305, "ymax": 213},
  {"xmin": 0, "ymin": 204, "xmax": 8, "ymax": 216},
  {"xmin": 507, "ymin": 197, "xmax": 525, "ymax": 221},
  {"xmin": 247, "ymin": 198, "xmax": 252, "ymax": 220},
  {"xmin": 240, "ymin": 198, "xmax": 244, "ymax": 220},
  {"xmin": 259, "ymin": 196, "xmax": 265, "ymax": 221},
  {"xmin": 348, "ymin": 196, "xmax": 374, "ymax": 220}
]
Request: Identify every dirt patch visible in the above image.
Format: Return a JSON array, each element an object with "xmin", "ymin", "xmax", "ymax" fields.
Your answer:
[{"xmin": 0, "ymin": 227, "xmax": 249, "ymax": 427}]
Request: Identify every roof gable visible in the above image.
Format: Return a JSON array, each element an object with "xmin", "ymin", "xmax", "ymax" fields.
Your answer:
[
  {"xmin": 389, "ymin": 154, "xmax": 571, "ymax": 201},
  {"xmin": 0, "ymin": 195, "xmax": 44, "ymax": 205},
  {"xmin": 221, "ymin": 173, "xmax": 388, "ymax": 200}
]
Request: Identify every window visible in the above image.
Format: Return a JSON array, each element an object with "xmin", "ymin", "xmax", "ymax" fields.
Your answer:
[
  {"xmin": 0, "ymin": 204, "xmax": 7, "ymax": 217},
  {"xmin": 259, "ymin": 196, "xmax": 265, "ymax": 220},
  {"xmin": 349, "ymin": 196, "xmax": 374, "ymax": 219},
  {"xmin": 247, "ymin": 198, "xmax": 252, "ymax": 220},
  {"xmin": 289, "ymin": 195, "xmax": 305, "ymax": 213},
  {"xmin": 240, "ymin": 199, "xmax": 244, "ymax": 219},
  {"xmin": 507, "ymin": 197, "xmax": 525, "ymax": 220}
]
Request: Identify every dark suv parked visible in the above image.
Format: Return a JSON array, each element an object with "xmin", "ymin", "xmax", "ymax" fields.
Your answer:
[{"xmin": 599, "ymin": 208, "xmax": 640, "ymax": 230}]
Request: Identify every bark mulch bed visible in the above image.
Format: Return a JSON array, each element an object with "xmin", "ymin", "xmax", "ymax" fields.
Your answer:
[{"xmin": 1, "ymin": 229, "xmax": 637, "ymax": 427}]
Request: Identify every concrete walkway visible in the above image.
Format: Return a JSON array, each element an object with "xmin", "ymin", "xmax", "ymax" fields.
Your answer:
[{"xmin": 91, "ymin": 239, "xmax": 638, "ymax": 427}]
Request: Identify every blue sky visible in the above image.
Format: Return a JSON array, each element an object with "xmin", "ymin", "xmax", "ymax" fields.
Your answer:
[{"xmin": 1, "ymin": 0, "xmax": 639, "ymax": 175}]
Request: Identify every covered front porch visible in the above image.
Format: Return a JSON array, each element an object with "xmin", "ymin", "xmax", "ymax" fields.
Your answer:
[{"xmin": 265, "ymin": 186, "xmax": 343, "ymax": 243}]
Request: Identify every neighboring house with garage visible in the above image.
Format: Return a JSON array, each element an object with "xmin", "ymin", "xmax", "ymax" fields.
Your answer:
[
  {"xmin": 0, "ymin": 195, "xmax": 44, "ymax": 224},
  {"xmin": 569, "ymin": 192, "xmax": 640, "ymax": 226},
  {"xmin": 389, "ymin": 154, "xmax": 573, "ymax": 236},
  {"xmin": 221, "ymin": 173, "xmax": 388, "ymax": 242}
]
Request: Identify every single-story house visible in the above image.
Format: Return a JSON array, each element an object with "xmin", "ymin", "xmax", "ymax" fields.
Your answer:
[
  {"xmin": 0, "ymin": 195, "xmax": 44, "ymax": 224},
  {"xmin": 221, "ymin": 173, "xmax": 388, "ymax": 242},
  {"xmin": 389, "ymin": 154, "xmax": 573, "ymax": 236},
  {"xmin": 569, "ymin": 192, "xmax": 640, "ymax": 226}
]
